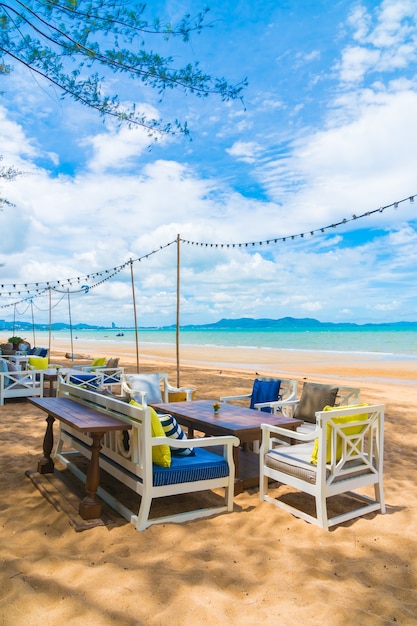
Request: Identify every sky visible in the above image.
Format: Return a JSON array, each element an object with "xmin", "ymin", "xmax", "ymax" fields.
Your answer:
[{"xmin": 1, "ymin": 0, "xmax": 417, "ymax": 328}]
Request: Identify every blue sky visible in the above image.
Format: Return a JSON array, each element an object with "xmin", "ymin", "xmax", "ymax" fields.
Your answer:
[{"xmin": 1, "ymin": 0, "xmax": 417, "ymax": 328}]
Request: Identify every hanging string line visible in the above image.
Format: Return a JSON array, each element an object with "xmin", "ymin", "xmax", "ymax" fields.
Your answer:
[
  {"xmin": 180, "ymin": 194, "xmax": 416, "ymax": 247},
  {"xmin": 0, "ymin": 239, "xmax": 177, "ymax": 299},
  {"xmin": 0, "ymin": 194, "xmax": 414, "ymax": 302}
]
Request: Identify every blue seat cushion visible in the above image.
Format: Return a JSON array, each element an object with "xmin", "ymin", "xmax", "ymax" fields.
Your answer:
[
  {"xmin": 153, "ymin": 447, "xmax": 229, "ymax": 487},
  {"xmin": 102, "ymin": 375, "xmax": 121, "ymax": 385},
  {"xmin": 69, "ymin": 373, "xmax": 99, "ymax": 387},
  {"xmin": 250, "ymin": 378, "xmax": 281, "ymax": 412}
]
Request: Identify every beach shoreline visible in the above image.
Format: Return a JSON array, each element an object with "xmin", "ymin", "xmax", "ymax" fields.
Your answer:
[{"xmin": 47, "ymin": 335, "xmax": 417, "ymax": 386}]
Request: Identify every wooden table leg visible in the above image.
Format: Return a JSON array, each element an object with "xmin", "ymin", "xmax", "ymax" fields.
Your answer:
[
  {"xmin": 232, "ymin": 444, "xmax": 240, "ymax": 480},
  {"xmin": 79, "ymin": 432, "xmax": 103, "ymax": 520},
  {"xmin": 37, "ymin": 414, "xmax": 55, "ymax": 474}
]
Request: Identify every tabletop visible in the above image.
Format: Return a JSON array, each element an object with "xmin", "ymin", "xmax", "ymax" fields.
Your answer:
[
  {"xmin": 29, "ymin": 397, "xmax": 131, "ymax": 433},
  {"xmin": 150, "ymin": 399, "xmax": 302, "ymax": 434}
]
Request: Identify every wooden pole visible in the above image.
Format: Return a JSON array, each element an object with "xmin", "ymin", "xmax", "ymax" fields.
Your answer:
[
  {"xmin": 67, "ymin": 290, "xmax": 74, "ymax": 362},
  {"xmin": 176, "ymin": 233, "xmax": 181, "ymax": 387},
  {"xmin": 30, "ymin": 299, "xmax": 36, "ymax": 347},
  {"xmin": 130, "ymin": 259, "xmax": 140, "ymax": 373},
  {"xmin": 48, "ymin": 288, "xmax": 52, "ymax": 357}
]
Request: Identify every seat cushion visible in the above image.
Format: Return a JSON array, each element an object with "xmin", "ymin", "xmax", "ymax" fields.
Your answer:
[
  {"xmin": 265, "ymin": 443, "xmax": 317, "ymax": 483},
  {"xmin": 126, "ymin": 373, "xmax": 162, "ymax": 404},
  {"xmin": 294, "ymin": 383, "xmax": 338, "ymax": 424},
  {"xmin": 69, "ymin": 373, "xmax": 99, "ymax": 387},
  {"xmin": 265, "ymin": 443, "xmax": 372, "ymax": 484},
  {"xmin": 153, "ymin": 447, "xmax": 229, "ymax": 486},
  {"xmin": 250, "ymin": 378, "xmax": 281, "ymax": 412}
]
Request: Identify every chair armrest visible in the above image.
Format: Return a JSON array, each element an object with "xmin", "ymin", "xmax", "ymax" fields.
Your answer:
[
  {"xmin": 254, "ymin": 399, "xmax": 298, "ymax": 415},
  {"xmin": 166, "ymin": 382, "xmax": 196, "ymax": 400},
  {"xmin": 261, "ymin": 422, "xmax": 318, "ymax": 443},
  {"xmin": 220, "ymin": 393, "xmax": 251, "ymax": 403}
]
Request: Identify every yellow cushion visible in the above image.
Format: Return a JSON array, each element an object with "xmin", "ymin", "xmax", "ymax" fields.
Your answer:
[
  {"xmin": 310, "ymin": 404, "xmax": 368, "ymax": 465},
  {"xmin": 28, "ymin": 356, "xmax": 49, "ymax": 370},
  {"xmin": 129, "ymin": 400, "xmax": 171, "ymax": 468},
  {"xmin": 91, "ymin": 357, "xmax": 106, "ymax": 367}
]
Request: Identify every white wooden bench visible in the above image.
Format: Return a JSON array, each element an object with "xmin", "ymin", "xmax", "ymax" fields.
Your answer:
[
  {"xmin": 0, "ymin": 370, "xmax": 44, "ymax": 405},
  {"xmin": 53, "ymin": 382, "xmax": 239, "ymax": 531}
]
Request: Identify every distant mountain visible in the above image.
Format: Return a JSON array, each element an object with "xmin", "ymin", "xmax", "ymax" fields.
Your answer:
[
  {"xmin": 164, "ymin": 317, "xmax": 417, "ymax": 331},
  {"xmin": 0, "ymin": 320, "xmax": 107, "ymax": 332},
  {"xmin": 1, "ymin": 316, "xmax": 417, "ymax": 333}
]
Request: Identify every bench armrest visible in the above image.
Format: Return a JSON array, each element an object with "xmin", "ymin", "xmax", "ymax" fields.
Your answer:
[{"xmin": 153, "ymin": 435, "xmax": 240, "ymax": 449}]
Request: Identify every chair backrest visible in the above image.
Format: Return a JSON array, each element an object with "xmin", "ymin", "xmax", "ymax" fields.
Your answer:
[
  {"xmin": 250, "ymin": 378, "xmax": 282, "ymax": 412},
  {"xmin": 334, "ymin": 386, "xmax": 361, "ymax": 406},
  {"xmin": 314, "ymin": 404, "xmax": 384, "ymax": 480},
  {"xmin": 249, "ymin": 377, "xmax": 297, "ymax": 410}
]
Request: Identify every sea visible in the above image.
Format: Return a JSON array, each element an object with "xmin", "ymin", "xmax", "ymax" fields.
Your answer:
[{"xmin": 24, "ymin": 326, "xmax": 417, "ymax": 360}]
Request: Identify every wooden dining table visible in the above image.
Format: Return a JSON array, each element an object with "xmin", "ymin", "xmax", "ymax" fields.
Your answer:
[{"xmin": 150, "ymin": 399, "xmax": 302, "ymax": 494}]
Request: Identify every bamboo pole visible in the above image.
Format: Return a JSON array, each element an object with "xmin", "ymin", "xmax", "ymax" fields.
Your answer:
[
  {"xmin": 30, "ymin": 299, "xmax": 36, "ymax": 347},
  {"xmin": 48, "ymin": 288, "xmax": 52, "ymax": 357},
  {"xmin": 130, "ymin": 259, "xmax": 140, "ymax": 373},
  {"xmin": 67, "ymin": 290, "xmax": 74, "ymax": 362},
  {"xmin": 176, "ymin": 233, "xmax": 180, "ymax": 387}
]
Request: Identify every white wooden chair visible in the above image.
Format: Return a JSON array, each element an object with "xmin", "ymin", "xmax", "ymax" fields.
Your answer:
[
  {"xmin": 121, "ymin": 372, "xmax": 195, "ymax": 405},
  {"xmin": 60, "ymin": 367, "xmax": 124, "ymax": 392},
  {"xmin": 259, "ymin": 404, "xmax": 385, "ymax": 530},
  {"xmin": 0, "ymin": 370, "xmax": 44, "ymax": 405}
]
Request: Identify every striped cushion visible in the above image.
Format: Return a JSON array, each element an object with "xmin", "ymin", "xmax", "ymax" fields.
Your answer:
[
  {"xmin": 153, "ymin": 447, "xmax": 229, "ymax": 486},
  {"xmin": 158, "ymin": 413, "xmax": 195, "ymax": 456}
]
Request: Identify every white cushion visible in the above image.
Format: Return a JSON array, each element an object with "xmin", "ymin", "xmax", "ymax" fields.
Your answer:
[{"xmin": 125, "ymin": 373, "xmax": 162, "ymax": 404}]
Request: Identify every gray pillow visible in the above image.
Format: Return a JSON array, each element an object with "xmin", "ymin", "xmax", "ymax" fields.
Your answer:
[{"xmin": 294, "ymin": 383, "xmax": 339, "ymax": 423}]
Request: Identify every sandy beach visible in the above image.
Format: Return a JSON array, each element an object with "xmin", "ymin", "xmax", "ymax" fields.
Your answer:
[{"xmin": 1, "ymin": 339, "xmax": 417, "ymax": 625}]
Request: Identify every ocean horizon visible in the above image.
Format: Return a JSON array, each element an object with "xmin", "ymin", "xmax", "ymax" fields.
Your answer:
[{"xmin": 18, "ymin": 326, "xmax": 417, "ymax": 360}]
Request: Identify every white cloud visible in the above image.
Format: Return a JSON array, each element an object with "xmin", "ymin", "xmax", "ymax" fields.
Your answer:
[
  {"xmin": 338, "ymin": 0, "xmax": 417, "ymax": 83},
  {"xmin": 226, "ymin": 141, "xmax": 262, "ymax": 163},
  {"xmin": 82, "ymin": 106, "xmax": 165, "ymax": 172}
]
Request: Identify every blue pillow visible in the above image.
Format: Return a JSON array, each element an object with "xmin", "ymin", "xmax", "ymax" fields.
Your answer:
[{"xmin": 250, "ymin": 378, "xmax": 281, "ymax": 412}]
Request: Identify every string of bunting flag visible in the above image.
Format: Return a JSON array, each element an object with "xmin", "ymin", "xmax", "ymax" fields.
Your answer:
[{"xmin": 0, "ymin": 194, "xmax": 414, "ymax": 307}]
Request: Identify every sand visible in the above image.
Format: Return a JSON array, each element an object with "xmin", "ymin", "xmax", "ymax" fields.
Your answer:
[{"xmin": 1, "ymin": 340, "xmax": 417, "ymax": 625}]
